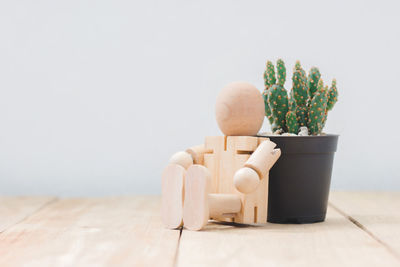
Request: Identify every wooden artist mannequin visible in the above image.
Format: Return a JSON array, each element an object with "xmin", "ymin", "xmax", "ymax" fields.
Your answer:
[{"xmin": 162, "ymin": 82, "xmax": 281, "ymax": 231}]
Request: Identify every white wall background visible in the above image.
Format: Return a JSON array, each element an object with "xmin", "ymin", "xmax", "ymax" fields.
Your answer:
[{"xmin": 1, "ymin": 0, "xmax": 399, "ymax": 196}]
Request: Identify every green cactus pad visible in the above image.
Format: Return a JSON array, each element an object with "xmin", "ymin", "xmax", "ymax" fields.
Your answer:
[
  {"xmin": 307, "ymin": 80, "xmax": 328, "ymax": 135},
  {"xmin": 276, "ymin": 59, "xmax": 286, "ymax": 86},
  {"xmin": 263, "ymin": 70, "xmax": 269, "ymax": 89},
  {"xmin": 288, "ymin": 89, "xmax": 296, "ymax": 111},
  {"xmin": 327, "ymin": 79, "xmax": 338, "ymax": 111},
  {"xmin": 263, "ymin": 88, "xmax": 274, "ymax": 124},
  {"xmin": 292, "ymin": 70, "xmax": 309, "ymax": 106},
  {"xmin": 307, "ymin": 67, "xmax": 321, "ymax": 97},
  {"xmin": 266, "ymin": 61, "xmax": 276, "ymax": 86},
  {"xmin": 286, "ymin": 111, "xmax": 299, "ymax": 134},
  {"xmin": 268, "ymin": 84, "xmax": 289, "ymax": 130},
  {"xmin": 321, "ymin": 110, "xmax": 328, "ymax": 129},
  {"xmin": 291, "ymin": 64, "xmax": 308, "ymax": 128},
  {"xmin": 295, "ymin": 105, "xmax": 308, "ymax": 127},
  {"xmin": 294, "ymin": 61, "xmax": 307, "ymax": 81}
]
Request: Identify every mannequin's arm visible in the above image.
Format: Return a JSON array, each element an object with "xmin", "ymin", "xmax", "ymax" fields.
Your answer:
[{"xmin": 234, "ymin": 140, "xmax": 281, "ymax": 194}]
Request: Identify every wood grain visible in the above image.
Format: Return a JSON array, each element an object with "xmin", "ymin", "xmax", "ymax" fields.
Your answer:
[
  {"xmin": 0, "ymin": 196, "xmax": 180, "ymax": 267},
  {"xmin": 176, "ymin": 205, "xmax": 400, "ymax": 267},
  {"xmin": 0, "ymin": 196, "xmax": 55, "ymax": 232},
  {"xmin": 330, "ymin": 191, "xmax": 400, "ymax": 259},
  {"xmin": 1, "ymin": 194, "xmax": 399, "ymax": 266}
]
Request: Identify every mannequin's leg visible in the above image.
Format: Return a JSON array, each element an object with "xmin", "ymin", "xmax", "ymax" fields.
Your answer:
[{"xmin": 183, "ymin": 165, "xmax": 241, "ymax": 231}]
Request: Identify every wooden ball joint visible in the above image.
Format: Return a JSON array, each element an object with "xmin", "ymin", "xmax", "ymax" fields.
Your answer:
[
  {"xmin": 233, "ymin": 167, "xmax": 259, "ymax": 194},
  {"xmin": 162, "ymin": 82, "xmax": 281, "ymax": 231},
  {"xmin": 169, "ymin": 151, "xmax": 193, "ymax": 169}
]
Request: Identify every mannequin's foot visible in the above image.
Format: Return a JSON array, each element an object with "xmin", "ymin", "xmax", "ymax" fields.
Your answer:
[
  {"xmin": 183, "ymin": 165, "xmax": 211, "ymax": 231},
  {"xmin": 161, "ymin": 164, "xmax": 185, "ymax": 229}
]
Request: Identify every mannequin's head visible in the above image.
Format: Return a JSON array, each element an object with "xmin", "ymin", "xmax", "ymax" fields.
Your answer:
[{"xmin": 215, "ymin": 81, "xmax": 265, "ymax": 136}]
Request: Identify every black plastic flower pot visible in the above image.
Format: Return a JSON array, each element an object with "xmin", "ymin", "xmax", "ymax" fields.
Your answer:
[{"xmin": 264, "ymin": 134, "xmax": 339, "ymax": 224}]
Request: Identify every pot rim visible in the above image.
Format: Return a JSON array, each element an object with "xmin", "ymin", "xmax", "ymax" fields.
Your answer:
[
  {"xmin": 257, "ymin": 133, "xmax": 339, "ymax": 138},
  {"xmin": 259, "ymin": 134, "xmax": 339, "ymax": 153}
]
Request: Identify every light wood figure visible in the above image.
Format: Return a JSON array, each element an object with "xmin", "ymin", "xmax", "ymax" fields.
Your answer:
[
  {"xmin": 161, "ymin": 81, "xmax": 281, "ymax": 230},
  {"xmin": 204, "ymin": 136, "xmax": 280, "ymax": 224}
]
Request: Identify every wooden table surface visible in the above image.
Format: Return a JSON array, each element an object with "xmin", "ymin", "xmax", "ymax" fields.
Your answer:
[{"xmin": 0, "ymin": 192, "xmax": 399, "ymax": 267}]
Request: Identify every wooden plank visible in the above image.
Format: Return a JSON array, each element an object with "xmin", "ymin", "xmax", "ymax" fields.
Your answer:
[
  {"xmin": 0, "ymin": 196, "xmax": 180, "ymax": 267},
  {"xmin": 330, "ymin": 192, "xmax": 400, "ymax": 258},
  {"xmin": 176, "ymin": 205, "xmax": 400, "ymax": 267},
  {"xmin": 0, "ymin": 196, "xmax": 55, "ymax": 232}
]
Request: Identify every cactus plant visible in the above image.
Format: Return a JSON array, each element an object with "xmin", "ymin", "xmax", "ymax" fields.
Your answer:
[{"xmin": 262, "ymin": 59, "xmax": 338, "ymax": 135}]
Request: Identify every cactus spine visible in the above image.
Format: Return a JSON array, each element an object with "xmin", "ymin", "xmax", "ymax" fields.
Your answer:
[{"xmin": 262, "ymin": 59, "xmax": 338, "ymax": 135}]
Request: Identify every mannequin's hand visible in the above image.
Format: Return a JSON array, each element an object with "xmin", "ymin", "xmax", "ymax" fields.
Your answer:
[{"xmin": 233, "ymin": 167, "xmax": 260, "ymax": 194}]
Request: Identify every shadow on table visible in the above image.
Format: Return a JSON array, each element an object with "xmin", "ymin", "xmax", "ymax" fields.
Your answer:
[{"xmin": 197, "ymin": 217, "xmax": 349, "ymax": 232}]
